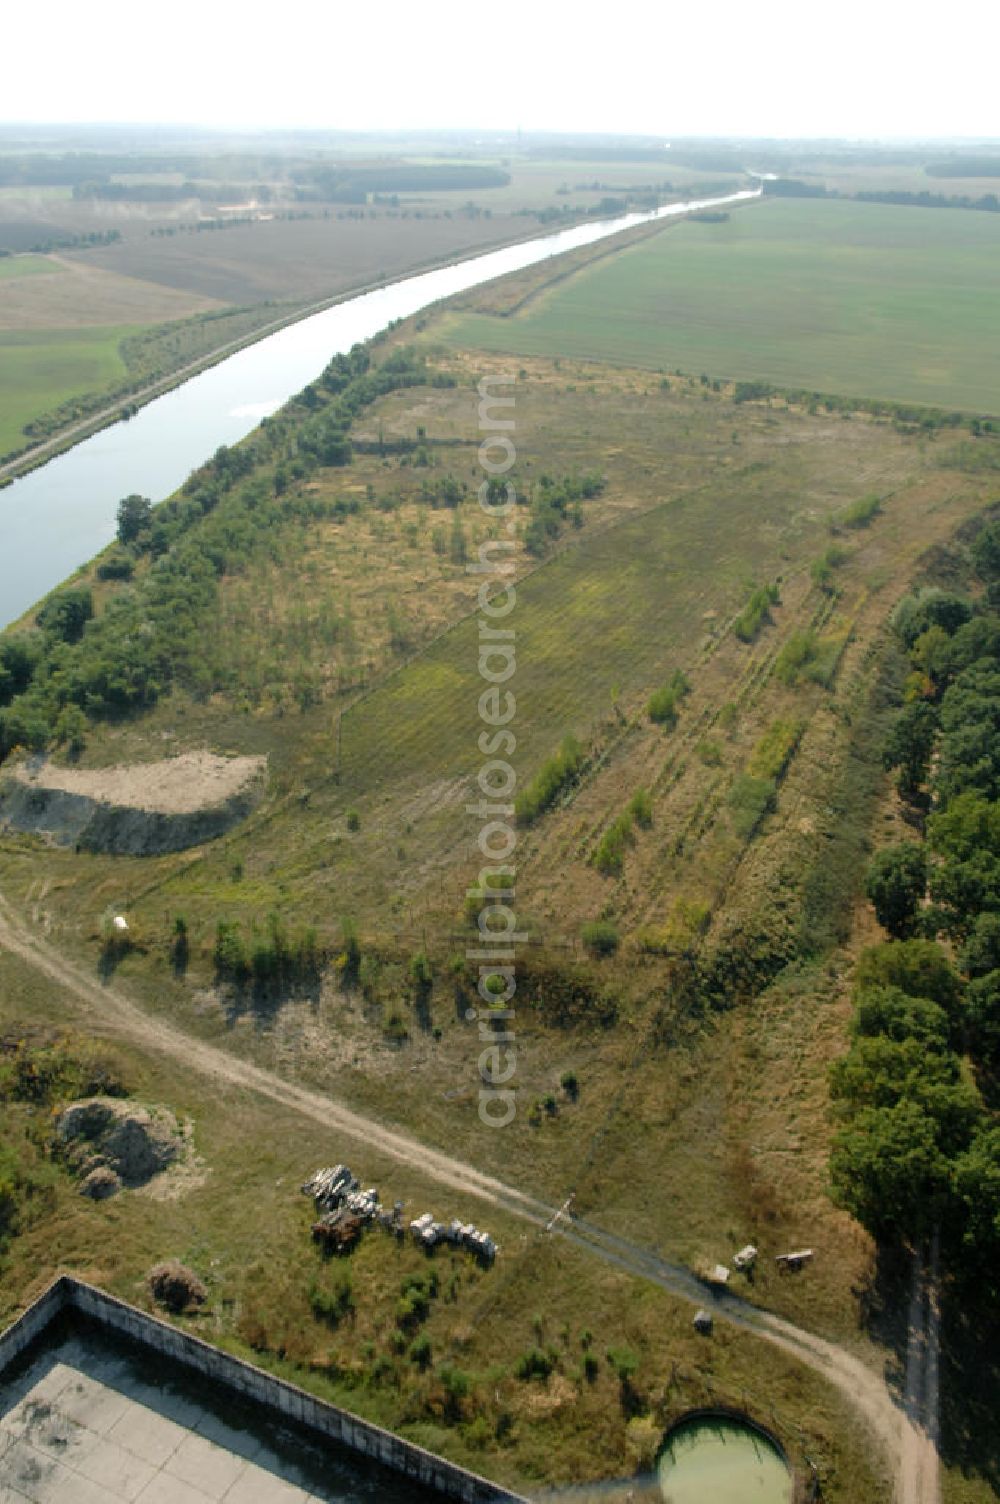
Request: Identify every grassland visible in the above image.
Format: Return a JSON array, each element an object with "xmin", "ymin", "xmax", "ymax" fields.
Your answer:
[
  {"xmin": 0, "ymin": 254, "xmax": 56, "ymax": 281},
  {"xmin": 0, "ymin": 324, "xmax": 139, "ymax": 456},
  {"xmin": 434, "ymin": 199, "xmax": 1000, "ymax": 413}
]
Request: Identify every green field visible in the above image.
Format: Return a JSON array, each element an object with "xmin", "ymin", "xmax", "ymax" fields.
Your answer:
[
  {"xmin": 436, "ymin": 199, "xmax": 1000, "ymax": 413},
  {"xmin": 0, "ymin": 324, "xmax": 137, "ymax": 455},
  {"xmin": 0, "ymin": 253, "xmax": 56, "ymax": 281}
]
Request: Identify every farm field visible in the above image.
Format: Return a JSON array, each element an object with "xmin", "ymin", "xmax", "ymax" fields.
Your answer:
[
  {"xmin": 434, "ymin": 198, "xmax": 1000, "ymax": 413},
  {"xmin": 0, "ymin": 324, "xmax": 139, "ymax": 456}
]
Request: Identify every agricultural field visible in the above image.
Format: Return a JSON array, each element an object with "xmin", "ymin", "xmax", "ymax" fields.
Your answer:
[
  {"xmin": 0, "ymin": 324, "xmax": 138, "ymax": 457},
  {"xmin": 435, "ymin": 198, "xmax": 1000, "ymax": 413}
]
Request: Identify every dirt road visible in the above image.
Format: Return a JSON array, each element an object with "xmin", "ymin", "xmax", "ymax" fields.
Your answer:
[{"xmin": 0, "ymin": 890, "xmax": 926, "ymax": 1499}]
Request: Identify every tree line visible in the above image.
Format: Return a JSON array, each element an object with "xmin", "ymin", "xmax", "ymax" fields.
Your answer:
[{"xmin": 831, "ymin": 517, "xmax": 1000, "ymax": 1289}]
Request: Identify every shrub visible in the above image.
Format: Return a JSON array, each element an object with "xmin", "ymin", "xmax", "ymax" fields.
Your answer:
[
  {"xmin": 96, "ymin": 547, "xmax": 135, "ymax": 581},
  {"xmin": 774, "ymin": 629, "xmax": 829, "ymax": 686},
  {"xmin": 648, "ymin": 669, "xmax": 690, "ymax": 727},
  {"xmin": 148, "ymin": 1261, "xmax": 207, "ymax": 1313},
  {"xmin": 628, "ymin": 788, "xmax": 653, "ymax": 828},
  {"xmin": 346, "ymin": 807, "xmax": 361, "ymax": 832},
  {"xmin": 410, "ymin": 1334, "xmax": 432, "ymax": 1369},
  {"xmin": 582, "ymin": 920, "xmax": 620, "ymax": 956},
  {"xmin": 733, "ymin": 582, "xmax": 780, "ymax": 643},
  {"xmin": 515, "ymin": 1347, "xmax": 555, "ymax": 1380},
  {"xmin": 647, "ymin": 686, "xmax": 679, "ymax": 727},
  {"xmin": 560, "ymin": 1070, "xmax": 579, "ymax": 1099},
  {"xmin": 836, "ymin": 493, "xmax": 882, "ymax": 529},
  {"xmin": 594, "ymin": 813, "xmax": 635, "ymax": 876},
  {"xmin": 309, "ymin": 1269, "xmax": 354, "ymax": 1324},
  {"xmin": 515, "ymin": 735, "xmax": 584, "ymax": 825},
  {"xmin": 727, "ymin": 773, "xmax": 776, "ymax": 839},
  {"xmin": 748, "ymin": 717, "xmax": 805, "ymax": 782},
  {"xmin": 811, "ymin": 543, "xmax": 849, "ymax": 590}
]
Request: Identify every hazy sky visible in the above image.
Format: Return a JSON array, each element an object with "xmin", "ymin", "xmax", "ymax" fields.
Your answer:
[{"xmin": 5, "ymin": 0, "xmax": 999, "ymax": 139}]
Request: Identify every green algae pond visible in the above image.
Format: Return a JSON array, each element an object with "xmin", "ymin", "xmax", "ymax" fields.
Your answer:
[{"xmin": 658, "ymin": 1413, "xmax": 793, "ymax": 1504}]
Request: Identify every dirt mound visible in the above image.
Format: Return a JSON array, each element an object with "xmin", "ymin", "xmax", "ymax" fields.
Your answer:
[
  {"xmin": 0, "ymin": 751, "xmax": 266, "ymax": 855},
  {"xmin": 148, "ymin": 1260, "xmax": 208, "ymax": 1313},
  {"xmin": 57, "ymin": 1097, "xmax": 183, "ymax": 1191}
]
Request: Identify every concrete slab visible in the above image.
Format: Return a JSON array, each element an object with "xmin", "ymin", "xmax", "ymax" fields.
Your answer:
[
  {"xmin": 0, "ymin": 1326, "xmax": 437, "ymax": 1503},
  {"xmin": 165, "ymin": 1430, "xmax": 248, "ymax": 1499},
  {"xmin": 222, "ymin": 1469, "xmax": 312, "ymax": 1504},
  {"xmin": 133, "ymin": 1473, "xmax": 212, "ymax": 1504},
  {"xmin": 107, "ymin": 1405, "xmax": 184, "ymax": 1470},
  {"xmin": 74, "ymin": 1436, "xmax": 157, "ymax": 1500}
]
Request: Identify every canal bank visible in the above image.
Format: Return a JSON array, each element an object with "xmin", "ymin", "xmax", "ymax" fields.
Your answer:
[{"xmin": 0, "ymin": 186, "xmax": 760, "ymax": 629}]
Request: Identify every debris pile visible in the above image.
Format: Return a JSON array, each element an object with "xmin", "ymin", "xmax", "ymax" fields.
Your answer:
[
  {"xmin": 301, "ymin": 1165, "xmax": 497, "ymax": 1264},
  {"xmin": 409, "ymin": 1212, "xmax": 496, "ymax": 1262}
]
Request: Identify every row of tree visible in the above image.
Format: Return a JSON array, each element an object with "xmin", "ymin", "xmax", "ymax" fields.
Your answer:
[
  {"xmin": 0, "ymin": 345, "xmax": 445, "ymax": 761},
  {"xmin": 831, "ymin": 518, "xmax": 1000, "ymax": 1281}
]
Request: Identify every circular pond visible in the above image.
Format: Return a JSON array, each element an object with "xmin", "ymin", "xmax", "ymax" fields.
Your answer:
[{"xmin": 658, "ymin": 1413, "xmax": 793, "ymax": 1504}]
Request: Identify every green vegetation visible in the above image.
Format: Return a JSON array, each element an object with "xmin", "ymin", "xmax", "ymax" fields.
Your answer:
[
  {"xmin": 514, "ymin": 735, "xmax": 584, "ymax": 825},
  {"xmin": 811, "ymin": 543, "xmax": 850, "ymax": 590},
  {"xmin": 581, "ymin": 919, "xmax": 620, "ymax": 956},
  {"xmin": 835, "ymin": 517, "xmax": 1000, "ymax": 1284},
  {"xmin": 747, "ymin": 717, "xmax": 805, "ymax": 782},
  {"xmin": 774, "ymin": 628, "xmax": 843, "ymax": 688},
  {"xmin": 593, "ymin": 813, "xmax": 635, "ymax": 876},
  {"xmin": 727, "ymin": 773, "xmax": 776, "ymax": 840},
  {"xmin": 524, "ymin": 471, "xmax": 604, "ymax": 556},
  {"xmin": 436, "ymin": 200, "xmax": 1000, "ymax": 413},
  {"xmin": 835, "ymin": 494, "xmax": 882, "ymax": 530},
  {"xmin": 0, "ymin": 325, "xmax": 137, "ymax": 459},
  {"xmin": 647, "ymin": 668, "xmax": 690, "ymax": 726},
  {"xmin": 0, "ymin": 346, "xmax": 446, "ymax": 759},
  {"xmin": 733, "ymin": 582, "xmax": 780, "ymax": 643}
]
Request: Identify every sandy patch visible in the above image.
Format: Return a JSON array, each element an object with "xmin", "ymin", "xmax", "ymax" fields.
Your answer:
[{"xmin": 11, "ymin": 751, "xmax": 266, "ymax": 815}]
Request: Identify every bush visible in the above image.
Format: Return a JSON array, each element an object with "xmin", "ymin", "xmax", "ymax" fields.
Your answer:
[
  {"xmin": 515, "ymin": 735, "xmax": 584, "ymax": 825},
  {"xmin": 727, "ymin": 773, "xmax": 776, "ymax": 839},
  {"xmin": 309, "ymin": 1268, "xmax": 354, "ymax": 1324},
  {"xmin": 836, "ymin": 493, "xmax": 882, "ymax": 529},
  {"xmin": 96, "ymin": 547, "xmax": 135, "ymax": 581},
  {"xmin": 628, "ymin": 788, "xmax": 653, "ymax": 828},
  {"xmin": 733, "ymin": 582, "xmax": 779, "ymax": 642},
  {"xmin": 148, "ymin": 1260, "xmax": 207, "ymax": 1313},
  {"xmin": 515, "ymin": 1347, "xmax": 555, "ymax": 1380},
  {"xmin": 811, "ymin": 544, "xmax": 849, "ymax": 591},
  {"xmin": 748, "ymin": 718, "xmax": 805, "ymax": 782},
  {"xmin": 582, "ymin": 920, "xmax": 619, "ymax": 956},
  {"xmin": 594, "ymin": 813, "xmax": 635, "ymax": 875},
  {"xmin": 410, "ymin": 1334, "xmax": 432, "ymax": 1369},
  {"xmin": 648, "ymin": 669, "xmax": 690, "ymax": 727},
  {"xmin": 774, "ymin": 629, "xmax": 843, "ymax": 688}
]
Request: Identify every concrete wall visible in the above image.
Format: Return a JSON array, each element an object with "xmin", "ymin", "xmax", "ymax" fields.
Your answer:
[{"xmin": 1, "ymin": 1277, "xmax": 527, "ymax": 1504}]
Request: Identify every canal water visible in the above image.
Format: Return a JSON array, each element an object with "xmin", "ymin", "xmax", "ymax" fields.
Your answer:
[{"xmin": 0, "ymin": 187, "xmax": 760, "ymax": 628}]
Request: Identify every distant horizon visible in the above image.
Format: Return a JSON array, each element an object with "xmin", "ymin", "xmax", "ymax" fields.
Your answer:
[{"xmin": 1, "ymin": 122, "xmax": 999, "ymax": 149}]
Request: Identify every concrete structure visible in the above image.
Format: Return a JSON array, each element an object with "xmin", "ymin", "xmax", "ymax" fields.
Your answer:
[{"xmin": 0, "ymin": 1278, "xmax": 527, "ymax": 1503}]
